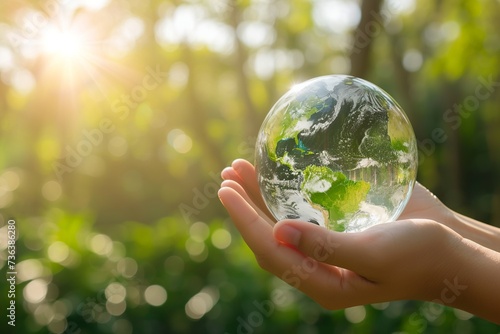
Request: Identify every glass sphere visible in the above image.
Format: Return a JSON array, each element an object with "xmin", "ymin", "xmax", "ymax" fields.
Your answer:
[{"xmin": 255, "ymin": 75, "xmax": 418, "ymax": 232}]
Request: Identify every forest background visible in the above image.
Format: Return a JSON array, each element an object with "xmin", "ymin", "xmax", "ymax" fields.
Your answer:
[{"xmin": 0, "ymin": 0, "xmax": 499, "ymax": 333}]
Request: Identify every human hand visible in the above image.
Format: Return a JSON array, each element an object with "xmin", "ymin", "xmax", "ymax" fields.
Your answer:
[
  {"xmin": 399, "ymin": 176, "xmax": 500, "ymax": 252},
  {"xmin": 218, "ymin": 159, "xmax": 465, "ymax": 308},
  {"xmin": 398, "ymin": 181, "xmax": 453, "ymax": 223},
  {"xmin": 221, "ymin": 158, "xmax": 500, "ymax": 252}
]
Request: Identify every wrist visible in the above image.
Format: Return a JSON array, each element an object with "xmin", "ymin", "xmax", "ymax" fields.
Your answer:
[
  {"xmin": 447, "ymin": 238, "xmax": 500, "ymax": 323},
  {"xmin": 415, "ymin": 223, "xmax": 466, "ymax": 303}
]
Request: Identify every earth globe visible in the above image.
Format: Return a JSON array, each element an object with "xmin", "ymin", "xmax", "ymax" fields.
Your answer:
[{"xmin": 255, "ymin": 75, "xmax": 418, "ymax": 232}]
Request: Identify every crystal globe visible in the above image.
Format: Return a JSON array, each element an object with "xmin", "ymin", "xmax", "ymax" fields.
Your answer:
[{"xmin": 255, "ymin": 75, "xmax": 418, "ymax": 232}]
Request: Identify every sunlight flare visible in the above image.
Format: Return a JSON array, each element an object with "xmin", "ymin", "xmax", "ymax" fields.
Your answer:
[{"xmin": 40, "ymin": 27, "xmax": 87, "ymax": 60}]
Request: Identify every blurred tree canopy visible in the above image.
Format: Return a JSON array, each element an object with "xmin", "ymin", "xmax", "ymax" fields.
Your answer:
[{"xmin": 0, "ymin": 0, "xmax": 499, "ymax": 333}]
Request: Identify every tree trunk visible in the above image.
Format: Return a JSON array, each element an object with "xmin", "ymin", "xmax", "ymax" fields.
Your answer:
[
  {"xmin": 229, "ymin": 2, "xmax": 260, "ymax": 138},
  {"xmin": 349, "ymin": 0, "xmax": 384, "ymax": 78}
]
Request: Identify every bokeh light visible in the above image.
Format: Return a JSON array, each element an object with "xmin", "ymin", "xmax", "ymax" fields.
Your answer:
[
  {"xmin": 34, "ymin": 303, "xmax": 55, "ymax": 325},
  {"xmin": 47, "ymin": 241, "xmax": 70, "ymax": 263},
  {"xmin": 105, "ymin": 282, "xmax": 126, "ymax": 304},
  {"xmin": 144, "ymin": 285, "xmax": 168, "ymax": 307},
  {"xmin": 168, "ymin": 129, "xmax": 193, "ymax": 154},
  {"xmin": 117, "ymin": 257, "xmax": 138, "ymax": 278},
  {"xmin": 210, "ymin": 228, "xmax": 232, "ymax": 249},
  {"xmin": 24, "ymin": 279, "xmax": 49, "ymax": 304},
  {"xmin": 184, "ymin": 238, "xmax": 204, "ymax": 254},
  {"xmin": 344, "ymin": 305, "xmax": 366, "ymax": 324},
  {"xmin": 402, "ymin": 49, "xmax": 424, "ymax": 72},
  {"xmin": 189, "ymin": 221, "xmax": 210, "ymax": 241},
  {"xmin": 185, "ymin": 286, "xmax": 219, "ymax": 320},
  {"xmin": 88, "ymin": 234, "xmax": 113, "ymax": 256},
  {"xmin": 17, "ymin": 259, "xmax": 44, "ymax": 283}
]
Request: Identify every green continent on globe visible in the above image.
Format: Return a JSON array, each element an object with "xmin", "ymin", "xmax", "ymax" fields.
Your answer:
[{"xmin": 301, "ymin": 165, "xmax": 370, "ymax": 232}]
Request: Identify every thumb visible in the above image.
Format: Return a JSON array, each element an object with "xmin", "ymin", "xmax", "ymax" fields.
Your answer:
[{"xmin": 273, "ymin": 220, "xmax": 368, "ymax": 272}]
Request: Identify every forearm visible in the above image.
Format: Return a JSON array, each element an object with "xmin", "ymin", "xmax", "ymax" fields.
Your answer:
[
  {"xmin": 449, "ymin": 211, "xmax": 500, "ymax": 252},
  {"xmin": 450, "ymin": 238, "xmax": 500, "ymax": 324}
]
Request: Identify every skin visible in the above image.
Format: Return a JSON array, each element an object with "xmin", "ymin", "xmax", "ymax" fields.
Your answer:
[{"xmin": 218, "ymin": 159, "xmax": 500, "ymax": 324}]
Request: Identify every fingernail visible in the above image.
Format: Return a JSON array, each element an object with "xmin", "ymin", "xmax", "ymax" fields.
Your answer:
[{"xmin": 276, "ymin": 224, "xmax": 302, "ymax": 246}]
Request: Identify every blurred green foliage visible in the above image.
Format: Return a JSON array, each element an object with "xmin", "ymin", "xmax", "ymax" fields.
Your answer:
[{"xmin": 0, "ymin": 0, "xmax": 499, "ymax": 333}]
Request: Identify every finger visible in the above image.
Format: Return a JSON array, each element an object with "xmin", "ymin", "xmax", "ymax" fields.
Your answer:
[
  {"xmin": 231, "ymin": 159, "xmax": 260, "ymax": 195},
  {"xmin": 231, "ymin": 159, "xmax": 275, "ymax": 220},
  {"xmin": 221, "ymin": 166, "xmax": 243, "ymax": 183},
  {"xmin": 219, "ymin": 187, "xmax": 376, "ymax": 308},
  {"xmin": 218, "ymin": 188, "xmax": 342, "ymax": 303},
  {"xmin": 273, "ymin": 220, "xmax": 371, "ymax": 274},
  {"xmin": 272, "ymin": 221, "xmax": 389, "ymax": 305},
  {"xmin": 220, "ymin": 180, "xmax": 274, "ymax": 226},
  {"xmin": 218, "ymin": 186, "xmax": 280, "ymax": 260},
  {"xmin": 222, "ymin": 159, "xmax": 274, "ymax": 221}
]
